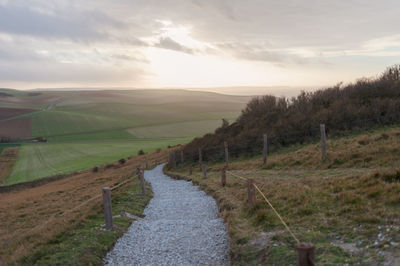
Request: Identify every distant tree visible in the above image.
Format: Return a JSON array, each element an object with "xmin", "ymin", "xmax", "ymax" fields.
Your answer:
[{"xmin": 221, "ymin": 118, "xmax": 229, "ymax": 128}]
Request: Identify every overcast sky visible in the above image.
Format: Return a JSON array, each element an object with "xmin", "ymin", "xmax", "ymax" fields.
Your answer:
[{"xmin": 0, "ymin": 0, "xmax": 399, "ymax": 92}]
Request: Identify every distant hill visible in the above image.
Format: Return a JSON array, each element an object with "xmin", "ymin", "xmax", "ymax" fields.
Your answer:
[{"xmin": 183, "ymin": 65, "xmax": 400, "ymax": 162}]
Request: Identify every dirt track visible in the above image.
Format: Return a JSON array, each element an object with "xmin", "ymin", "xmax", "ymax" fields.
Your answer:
[{"xmin": 0, "ymin": 150, "xmax": 169, "ymax": 264}]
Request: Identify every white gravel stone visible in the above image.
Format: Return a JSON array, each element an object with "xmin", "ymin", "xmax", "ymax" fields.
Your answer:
[{"xmin": 104, "ymin": 164, "xmax": 230, "ymax": 265}]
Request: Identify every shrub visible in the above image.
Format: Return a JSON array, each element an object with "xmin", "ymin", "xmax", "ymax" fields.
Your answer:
[
  {"xmin": 92, "ymin": 166, "xmax": 99, "ymax": 173},
  {"xmin": 138, "ymin": 149, "xmax": 145, "ymax": 156},
  {"xmin": 118, "ymin": 158, "xmax": 126, "ymax": 164},
  {"xmin": 183, "ymin": 65, "xmax": 400, "ymax": 162}
]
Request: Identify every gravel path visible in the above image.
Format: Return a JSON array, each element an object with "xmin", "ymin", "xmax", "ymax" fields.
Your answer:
[{"xmin": 104, "ymin": 164, "xmax": 230, "ymax": 265}]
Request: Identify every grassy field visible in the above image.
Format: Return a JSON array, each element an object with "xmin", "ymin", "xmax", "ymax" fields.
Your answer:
[
  {"xmin": 167, "ymin": 125, "xmax": 400, "ymax": 265},
  {"xmin": 7, "ymin": 138, "xmax": 189, "ymax": 185},
  {"xmin": 0, "ymin": 89, "xmax": 249, "ymax": 184}
]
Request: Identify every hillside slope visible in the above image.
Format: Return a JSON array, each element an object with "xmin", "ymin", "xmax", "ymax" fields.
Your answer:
[
  {"xmin": 0, "ymin": 89, "xmax": 250, "ymax": 185},
  {"xmin": 167, "ymin": 125, "xmax": 400, "ymax": 265},
  {"xmin": 183, "ymin": 65, "xmax": 400, "ymax": 162}
]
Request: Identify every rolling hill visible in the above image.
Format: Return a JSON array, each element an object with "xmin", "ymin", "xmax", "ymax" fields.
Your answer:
[{"xmin": 0, "ymin": 89, "xmax": 250, "ymax": 184}]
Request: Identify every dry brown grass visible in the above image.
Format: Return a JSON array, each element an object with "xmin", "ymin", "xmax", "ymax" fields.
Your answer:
[
  {"xmin": 167, "ymin": 126, "xmax": 400, "ymax": 264},
  {"xmin": 0, "ymin": 147, "xmax": 18, "ymax": 185},
  {"xmin": 0, "ymin": 149, "xmax": 170, "ymax": 264}
]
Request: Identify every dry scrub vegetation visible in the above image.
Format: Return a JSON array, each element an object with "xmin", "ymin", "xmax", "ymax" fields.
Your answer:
[
  {"xmin": 167, "ymin": 126, "xmax": 400, "ymax": 265},
  {"xmin": 0, "ymin": 147, "xmax": 18, "ymax": 185},
  {"xmin": 0, "ymin": 149, "xmax": 169, "ymax": 264}
]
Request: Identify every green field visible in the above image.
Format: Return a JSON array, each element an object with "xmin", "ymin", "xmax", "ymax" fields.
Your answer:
[
  {"xmin": 7, "ymin": 138, "xmax": 190, "ymax": 185},
  {"xmin": 1, "ymin": 88, "xmax": 249, "ymax": 184}
]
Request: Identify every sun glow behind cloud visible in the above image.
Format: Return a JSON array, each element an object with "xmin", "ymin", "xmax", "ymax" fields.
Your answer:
[
  {"xmin": 0, "ymin": 1, "xmax": 400, "ymax": 92},
  {"xmin": 143, "ymin": 23, "xmax": 284, "ymax": 87}
]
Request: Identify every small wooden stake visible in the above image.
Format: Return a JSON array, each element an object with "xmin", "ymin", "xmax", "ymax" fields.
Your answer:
[
  {"xmin": 180, "ymin": 150, "xmax": 184, "ymax": 165},
  {"xmin": 139, "ymin": 171, "xmax": 146, "ymax": 195},
  {"xmin": 247, "ymin": 179, "xmax": 255, "ymax": 208},
  {"xmin": 221, "ymin": 167, "xmax": 226, "ymax": 187},
  {"xmin": 173, "ymin": 152, "xmax": 177, "ymax": 168},
  {"xmin": 102, "ymin": 187, "xmax": 113, "ymax": 230},
  {"xmin": 320, "ymin": 124, "xmax": 327, "ymax": 160},
  {"xmin": 224, "ymin": 141, "xmax": 229, "ymax": 167},
  {"xmin": 145, "ymin": 160, "xmax": 149, "ymax": 170},
  {"xmin": 168, "ymin": 152, "xmax": 173, "ymax": 165},
  {"xmin": 297, "ymin": 242, "xmax": 315, "ymax": 266},
  {"xmin": 202, "ymin": 164, "xmax": 207, "ymax": 179},
  {"xmin": 136, "ymin": 166, "xmax": 141, "ymax": 179},
  {"xmin": 263, "ymin": 134, "xmax": 268, "ymax": 165},
  {"xmin": 198, "ymin": 148, "xmax": 203, "ymax": 166},
  {"xmin": 189, "ymin": 165, "xmax": 193, "ymax": 175}
]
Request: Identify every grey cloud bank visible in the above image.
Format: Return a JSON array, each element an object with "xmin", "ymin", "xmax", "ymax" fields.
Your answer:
[{"xmin": 0, "ymin": 0, "xmax": 399, "ymax": 90}]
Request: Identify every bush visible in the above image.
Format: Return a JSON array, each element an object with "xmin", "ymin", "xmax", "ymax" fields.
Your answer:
[
  {"xmin": 92, "ymin": 166, "xmax": 99, "ymax": 173},
  {"xmin": 138, "ymin": 149, "xmax": 145, "ymax": 156},
  {"xmin": 118, "ymin": 158, "xmax": 126, "ymax": 164},
  {"xmin": 183, "ymin": 65, "xmax": 400, "ymax": 162}
]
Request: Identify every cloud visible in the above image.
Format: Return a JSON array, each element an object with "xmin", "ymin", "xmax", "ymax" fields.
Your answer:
[
  {"xmin": 0, "ymin": 59, "xmax": 147, "ymax": 83},
  {"xmin": 154, "ymin": 37, "xmax": 195, "ymax": 54},
  {"xmin": 0, "ymin": 0, "xmax": 400, "ymax": 88},
  {"xmin": 0, "ymin": 3, "xmax": 123, "ymax": 41}
]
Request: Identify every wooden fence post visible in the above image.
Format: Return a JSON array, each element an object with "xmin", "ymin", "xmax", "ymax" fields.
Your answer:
[
  {"xmin": 224, "ymin": 141, "xmax": 229, "ymax": 167},
  {"xmin": 180, "ymin": 150, "xmax": 184, "ymax": 165},
  {"xmin": 136, "ymin": 166, "xmax": 141, "ymax": 179},
  {"xmin": 168, "ymin": 152, "xmax": 172, "ymax": 165},
  {"xmin": 320, "ymin": 124, "xmax": 327, "ymax": 160},
  {"xmin": 202, "ymin": 164, "xmax": 207, "ymax": 179},
  {"xmin": 221, "ymin": 167, "xmax": 226, "ymax": 187},
  {"xmin": 297, "ymin": 242, "xmax": 315, "ymax": 266},
  {"xmin": 146, "ymin": 160, "xmax": 149, "ymax": 170},
  {"xmin": 263, "ymin": 134, "xmax": 268, "ymax": 165},
  {"xmin": 139, "ymin": 170, "xmax": 146, "ymax": 195},
  {"xmin": 189, "ymin": 165, "xmax": 193, "ymax": 175},
  {"xmin": 172, "ymin": 152, "xmax": 177, "ymax": 168},
  {"xmin": 247, "ymin": 179, "xmax": 255, "ymax": 208},
  {"xmin": 198, "ymin": 148, "xmax": 203, "ymax": 166},
  {"xmin": 102, "ymin": 187, "xmax": 113, "ymax": 230}
]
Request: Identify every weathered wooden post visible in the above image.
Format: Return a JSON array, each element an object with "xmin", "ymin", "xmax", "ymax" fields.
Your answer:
[
  {"xmin": 180, "ymin": 150, "xmax": 184, "ymax": 165},
  {"xmin": 102, "ymin": 187, "xmax": 113, "ymax": 230},
  {"xmin": 224, "ymin": 141, "xmax": 229, "ymax": 167},
  {"xmin": 173, "ymin": 152, "xmax": 177, "ymax": 168},
  {"xmin": 145, "ymin": 159, "xmax": 149, "ymax": 170},
  {"xmin": 247, "ymin": 179, "xmax": 255, "ymax": 208},
  {"xmin": 202, "ymin": 164, "xmax": 207, "ymax": 179},
  {"xmin": 189, "ymin": 164, "xmax": 193, "ymax": 175},
  {"xmin": 168, "ymin": 152, "xmax": 172, "ymax": 165},
  {"xmin": 263, "ymin": 134, "xmax": 268, "ymax": 165},
  {"xmin": 139, "ymin": 170, "xmax": 146, "ymax": 195},
  {"xmin": 136, "ymin": 166, "xmax": 141, "ymax": 179},
  {"xmin": 320, "ymin": 124, "xmax": 327, "ymax": 160},
  {"xmin": 221, "ymin": 167, "xmax": 226, "ymax": 187},
  {"xmin": 297, "ymin": 242, "xmax": 315, "ymax": 266},
  {"xmin": 198, "ymin": 148, "xmax": 203, "ymax": 166}
]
